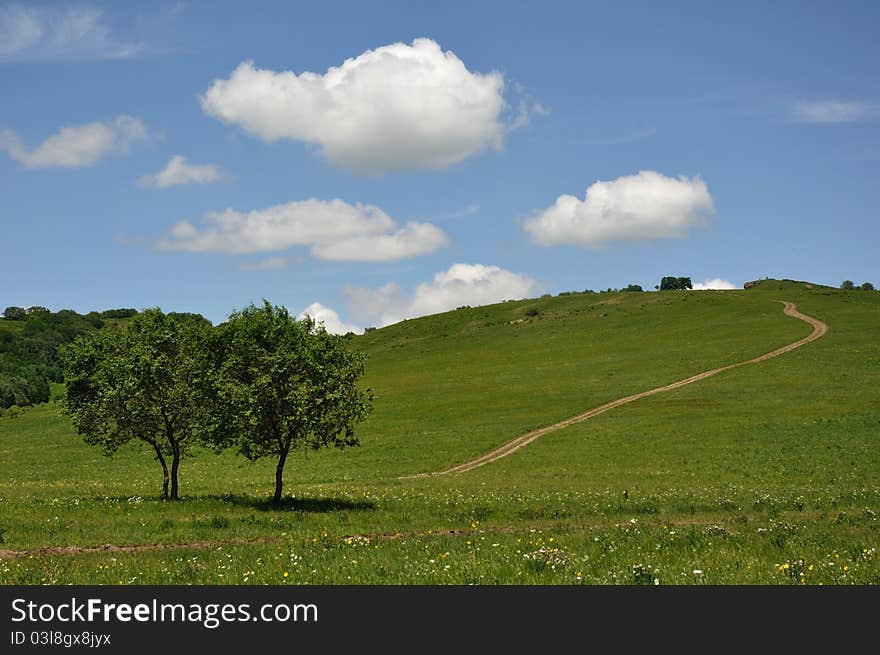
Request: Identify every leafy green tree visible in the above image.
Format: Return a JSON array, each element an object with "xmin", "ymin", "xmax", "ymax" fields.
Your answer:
[
  {"xmin": 3, "ymin": 307, "xmax": 26, "ymax": 320},
  {"xmin": 61, "ymin": 309, "xmax": 216, "ymax": 499},
  {"xmin": 840, "ymin": 280, "xmax": 855, "ymax": 290},
  {"xmin": 100, "ymin": 308, "xmax": 138, "ymax": 319},
  {"xmin": 25, "ymin": 306, "xmax": 50, "ymax": 316},
  {"xmin": 860, "ymin": 282, "xmax": 875, "ymax": 291},
  {"xmin": 623, "ymin": 284, "xmax": 643, "ymax": 292},
  {"xmin": 213, "ymin": 301, "xmax": 373, "ymax": 504},
  {"xmin": 659, "ymin": 277, "xmax": 693, "ymax": 291}
]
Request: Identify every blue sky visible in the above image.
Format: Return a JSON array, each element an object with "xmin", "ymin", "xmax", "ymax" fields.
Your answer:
[{"xmin": 1, "ymin": 1, "xmax": 878, "ymax": 330}]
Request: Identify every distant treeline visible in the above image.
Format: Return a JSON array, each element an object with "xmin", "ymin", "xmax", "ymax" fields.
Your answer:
[
  {"xmin": 840, "ymin": 281, "xmax": 875, "ymax": 291},
  {"xmin": 0, "ymin": 307, "xmax": 141, "ymax": 409}
]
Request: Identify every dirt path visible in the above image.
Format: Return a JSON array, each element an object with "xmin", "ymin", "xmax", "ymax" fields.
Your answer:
[
  {"xmin": 417, "ymin": 301, "xmax": 828, "ymax": 477},
  {"xmin": 0, "ymin": 536, "xmax": 280, "ymax": 559}
]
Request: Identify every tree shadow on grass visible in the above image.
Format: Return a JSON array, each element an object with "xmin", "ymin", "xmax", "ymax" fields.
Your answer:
[
  {"xmin": 77, "ymin": 494, "xmax": 375, "ymax": 513},
  {"xmin": 206, "ymin": 493, "xmax": 376, "ymax": 513}
]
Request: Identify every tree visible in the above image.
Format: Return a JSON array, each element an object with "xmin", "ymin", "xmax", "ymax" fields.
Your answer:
[
  {"xmin": 213, "ymin": 301, "xmax": 373, "ymax": 504},
  {"xmin": 100, "ymin": 308, "xmax": 138, "ymax": 319},
  {"xmin": 659, "ymin": 277, "xmax": 693, "ymax": 291},
  {"xmin": 860, "ymin": 282, "xmax": 875, "ymax": 291},
  {"xmin": 25, "ymin": 306, "xmax": 50, "ymax": 316},
  {"xmin": 61, "ymin": 309, "xmax": 216, "ymax": 500},
  {"xmin": 3, "ymin": 307, "xmax": 26, "ymax": 320},
  {"xmin": 841, "ymin": 280, "xmax": 855, "ymax": 290},
  {"xmin": 623, "ymin": 284, "xmax": 643, "ymax": 292}
]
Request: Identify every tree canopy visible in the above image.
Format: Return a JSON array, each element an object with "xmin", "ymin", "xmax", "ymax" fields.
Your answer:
[
  {"xmin": 212, "ymin": 301, "xmax": 373, "ymax": 503},
  {"xmin": 3, "ymin": 306, "xmax": 26, "ymax": 320},
  {"xmin": 61, "ymin": 309, "xmax": 216, "ymax": 499},
  {"xmin": 659, "ymin": 276, "xmax": 693, "ymax": 291}
]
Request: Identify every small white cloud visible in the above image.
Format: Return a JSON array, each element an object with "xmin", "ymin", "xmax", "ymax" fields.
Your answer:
[
  {"xmin": 0, "ymin": 115, "xmax": 147, "ymax": 168},
  {"xmin": 200, "ymin": 38, "xmax": 512, "ymax": 174},
  {"xmin": 792, "ymin": 100, "xmax": 880, "ymax": 123},
  {"xmin": 0, "ymin": 5, "xmax": 142, "ymax": 61},
  {"xmin": 524, "ymin": 171, "xmax": 715, "ymax": 249},
  {"xmin": 298, "ymin": 302, "xmax": 362, "ymax": 335},
  {"xmin": 343, "ymin": 263, "xmax": 542, "ymax": 327},
  {"xmin": 691, "ymin": 278, "xmax": 737, "ymax": 290},
  {"xmin": 139, "ymin": 155, "xmax": 227, "ymax": 188},
  {"xmin": 155, "ymin": 198, "xmax": 448, "ymax": 262},
  {"xmin": 444, "ymin": 203, "xmax": 481, "ymax": 220}
]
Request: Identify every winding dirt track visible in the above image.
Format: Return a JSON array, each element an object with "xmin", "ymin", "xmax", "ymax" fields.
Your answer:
[{"xmin": 416, "ymin": 301, "xmax": 827, "ymax": 477}]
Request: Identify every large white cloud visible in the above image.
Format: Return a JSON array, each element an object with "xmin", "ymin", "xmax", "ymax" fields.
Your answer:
[
  {"xmin": 691, "ymin": 278, "xmax": 737, "ymax": 290},
  {"xmin": 199, "ymin": 38, "xmax": 508, "ymax": 174},
  {"xmin": 792, "ymin": 100, "xmax": 879, "ymax": 123},
  {"xmin": 0, "ymin": 115, "xmax": 147, "ymax": 168},
  {"xmin": 0, "ymin": 5, "xmax": 142, "ymax": 61},
  {"xmin": 524, "ymin": 171, "xmax": 715, "ymax": 249},
  {"xmin": 155, "ymin": 198, "xmax": 448, "ymax": 262},
  {"xmin": 298, "ymin": 302, "xmax": 362, "ymax": 335},
  {"xmin": 343, "ymin": 263, "xmax": 542, "ymax": 327},
  {"xmin": 139, "ymin": 155, "xmax": 227, "ymax": 188}
]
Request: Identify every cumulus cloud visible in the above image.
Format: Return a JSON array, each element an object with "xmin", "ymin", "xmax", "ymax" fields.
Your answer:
[
  {"xmin": 691, "ymin": 278, "xmax": 737, "ymax": 290},
  {"xmin": 139, "ymin": 155, "xmax": 227, "ymax": 188},
  {"xmin": 298, "ymin": 302, "xmax": 362, "ymax": 335},
  {"xmin": 524, "ymin": 171, "xmax": 715, "ymax": 249},
  {"xmin": 155, "ymin": 198, "xmax": 448, "ymax": 262},
  {"xmin": 0, "ymin": 5, "xmax": 142, "ymax": 61},
  {"xmin": 199, "ymin": 38, "xmax": 509, "ymax": 174},
  {"xmin": 0, "ymin": 115, "xmax": 147, "ymax": 168},
  {"xmin": 792, "ymin": 100, "xmax": 880, "ymax": 123},
  {"xmin": 343, "ymin": 263, "xmax": 542, "ymax": 327}
]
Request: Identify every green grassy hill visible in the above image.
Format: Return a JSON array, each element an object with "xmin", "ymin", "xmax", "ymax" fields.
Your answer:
[{"xmin": 1, "ymin": 281, "xmax": 878, "ymax": 584}]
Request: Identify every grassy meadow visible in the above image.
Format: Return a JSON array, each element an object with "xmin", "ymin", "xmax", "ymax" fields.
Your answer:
[{"xmin": 1, "ymin": 280, "xmax": 878, "ymax": 584}]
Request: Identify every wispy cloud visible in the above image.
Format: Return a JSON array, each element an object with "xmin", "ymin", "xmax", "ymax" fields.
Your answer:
[
  {"xmin": 583, "ymin": 127, "xmax": 657, "ymax": 146},
  {"xmin": 0, "ymin": 4, "xmax": 143, "ymax": 61},
  {"xmin": 792, "ymin": 100, "xmax": 880, "ymax": 123},
  {"xmin": 508, "ymin": 82, "xmax": 549, "ymax": 131},
  {"xmin": 234, "ymin": 256, "xmax": 305, "ymax": 271},
  {"xmin": 139, "ymin": 155, "xmax": 228, "ymax": 188},
  {"xmin": 0, "ymin": 115, "xmax": 147, "ymax": 168}
]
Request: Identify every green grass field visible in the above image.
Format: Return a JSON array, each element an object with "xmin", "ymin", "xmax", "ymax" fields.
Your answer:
[{"xmin": 1, "ymin": 280, "xmax": 878, "ymax": 584}]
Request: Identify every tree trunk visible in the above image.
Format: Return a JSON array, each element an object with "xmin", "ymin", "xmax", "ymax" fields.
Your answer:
[
  {"xmin": 170, "ymin": 443, "xmax": 181, "ymax": 501},
  {"xmin": 151, "ymin": 443, "xmax": 169, "ymax": 500},
  {"xmin": 273, "ymin": 447, "xmax": 289, "ymax": 505}
]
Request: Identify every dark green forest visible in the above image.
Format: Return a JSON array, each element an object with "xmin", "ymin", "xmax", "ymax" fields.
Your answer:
[{"xmin": 0, "ymin": 307, "xmax": 137, "ymax": 409}]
